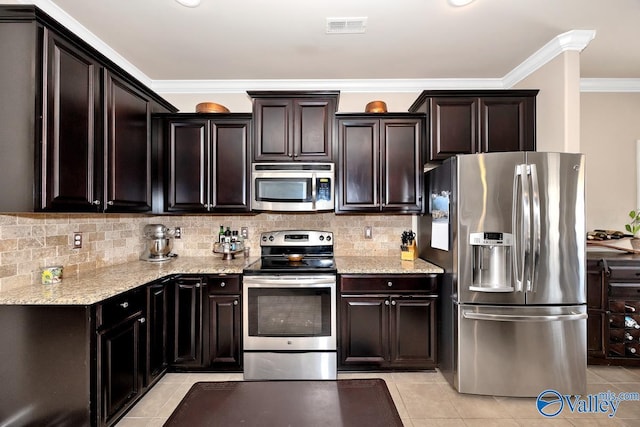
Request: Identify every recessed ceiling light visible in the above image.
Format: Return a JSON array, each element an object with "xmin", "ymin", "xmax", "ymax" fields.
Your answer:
[
  {"xmin": 448, "ymin": 0, "xmax": 475, "ymax": 6},
  {"xmin": 175, "ymin": 0, "xmax": 201, "ymax": 7}
]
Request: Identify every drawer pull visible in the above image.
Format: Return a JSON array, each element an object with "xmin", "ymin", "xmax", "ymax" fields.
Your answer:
[
  {"xmin": 391, "ymin": 300, "xmax": 396, "ymax": 306},
  {"xmin": 387, "ymin": 281, "xmax": 393, "ymax": 287},
  {"xmin": 385, "ymin": 300, "xmax": 390, "ymax": 306},
  {"xmin": 120, "ymin": 302, "xmax": 129, "ymax": 309},
  {"xmin": 234, "ymin": 300, "xmax": 238, "ymax": 306},
  {"xmin": 220, "ymin": 282, "xmax": 226, "ymax": 287},
  {"xmin": 138, "ymin": 317, "xmax": 146, "ymax": 324}
]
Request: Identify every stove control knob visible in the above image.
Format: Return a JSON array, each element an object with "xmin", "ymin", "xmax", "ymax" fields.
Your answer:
[
  {"xmin": 261, "ymin": 235, "xmax": 267, "ymax": 242},
  {"xmin": 319, "ymin": 235, "xmax": 324, "ymax": 241},
  {"xmin": 268, "ymin": 235, "xmax": 274, "ymax": 242},
  {"xmin": 326, "ymin": 235, "xmax": 331, "ymax": 241}
]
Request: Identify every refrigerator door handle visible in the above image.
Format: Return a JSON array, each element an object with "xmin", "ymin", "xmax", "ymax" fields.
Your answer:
[
  {"xmin": 462, "ymin": 311, "xmax": 588, "ymax": 322},
  {"xmin": 511, "ymin": 164, "xmax": 530, "ymax": 292},
  {"xmin": 529, "ymin": 163, "xmax": 541, "ymax": 293}
]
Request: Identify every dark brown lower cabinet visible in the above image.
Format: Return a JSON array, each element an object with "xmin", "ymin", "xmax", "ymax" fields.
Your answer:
[
  {"xmin": 587, "ymin": 254, "xmax": 640, "ymax": 366},
  {"xmin": 146, "ymin": 277, "xmax": 170, "ymax": 385},
  {"xmin": 339, "ymin": 275, "xmax": 437, "ymax": 370},
  {"xmin": 205, "ymin": 280, "xmax": 242, "ymax": 370},
  {"xmin": 170, "ymin": 275, "xmax": 242, "ymax": 371},
  {"xmin": 97, "ymin": 312, "xmax": 145, "ymax": 425}
]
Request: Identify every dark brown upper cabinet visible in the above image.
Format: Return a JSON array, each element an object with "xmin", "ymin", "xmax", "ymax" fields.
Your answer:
[
  {"xmin": 409, "ymin": 90, "xmax": 537, "ymax": 163},
  {"xmin": 40, "ymin": 29, "xmax": 102, "ymax": 211},
  {"xmin": 335, "ymin": 113, "xmax": 424, "ymax": 214},
  {"xmin": 159, "ymin": 114, "xmax": 251, "ymax": 213},
  {"xmin": 0, "ymin": 5, "xmax": 176, "ymax": 213},
  {"xmin": 103, "ymin": 71, "xmax": 154, "ymax": 212},
  {"xmin": 248, "ymin": 91, "xmax": 339, "ymax": 162}
]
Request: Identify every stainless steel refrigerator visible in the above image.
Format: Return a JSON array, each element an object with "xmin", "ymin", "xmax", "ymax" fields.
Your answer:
[{"xmin": 418, "ymin": 152, "xmax": 586, "ymax": 397}]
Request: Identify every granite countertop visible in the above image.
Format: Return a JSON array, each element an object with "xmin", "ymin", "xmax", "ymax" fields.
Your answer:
[
  {"xmin": 0, "ymin": 256, "xmax": 443, "ymax": 306},
  {"xmin": 335, "ymin": 256, "xmax": 443, "ymax": 275}
]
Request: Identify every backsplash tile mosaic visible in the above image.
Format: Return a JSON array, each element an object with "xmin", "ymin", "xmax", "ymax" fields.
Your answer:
[{"xmin": 0, "ymin": 213, "xmax": 413, "ymax": 292}]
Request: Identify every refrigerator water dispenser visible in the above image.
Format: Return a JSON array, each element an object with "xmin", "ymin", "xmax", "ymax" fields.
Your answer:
[{"xmin": 469, "ymin": 232, "xmax": 513, "ymax": 292}]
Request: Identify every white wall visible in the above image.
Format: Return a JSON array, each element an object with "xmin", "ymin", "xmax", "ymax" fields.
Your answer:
[
  {"xmin": 581, "ymin": 92, "xmax": 640, "ymax": 231},
  {"xmin": 514, "ymin": 51, "xmax": 582, "ymax": 153},
  {"xmin": 161, "ymin": 92, "xmax": 423, "ymax": 113}
]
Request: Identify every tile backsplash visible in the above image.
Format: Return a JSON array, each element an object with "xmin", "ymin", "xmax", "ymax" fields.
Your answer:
[{"xmin": 0, "ymin": 212, "xmax": 413, "ymax": 292}]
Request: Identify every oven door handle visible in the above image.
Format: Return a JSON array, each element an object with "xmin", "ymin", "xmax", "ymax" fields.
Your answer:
[{"xmin": 244, "ymin": 277, "xmax": 336, "ymax": 287}]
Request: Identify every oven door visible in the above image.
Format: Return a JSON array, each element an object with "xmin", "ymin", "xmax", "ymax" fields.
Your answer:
[{"xmin": 242, "ymin": 275, "xmax": 337, "ymax": 351}]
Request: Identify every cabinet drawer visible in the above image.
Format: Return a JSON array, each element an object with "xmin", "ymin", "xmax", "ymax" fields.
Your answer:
[
  {"xmin": 340, "ymin": 275, "xmax": 437, "ymax": 293},
  {"xmin": 207, "ymin": 275, "xmax": 240, "ymax": 293},
  {"xmin": 610, "ymin": 283, "xmax": 640, "ymax": 298},
  {"xmin": 97, "ymin": 288, "xmax": 145, "ymax": 329},
  {"xmin": 607, "ymin": 265, "xmax": 640, "ymax": 281}
]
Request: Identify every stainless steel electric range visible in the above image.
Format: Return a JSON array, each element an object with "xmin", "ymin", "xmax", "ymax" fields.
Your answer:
[{"xmin": 242, "ymin": 230, "xmax": 337, "ymax": 380}]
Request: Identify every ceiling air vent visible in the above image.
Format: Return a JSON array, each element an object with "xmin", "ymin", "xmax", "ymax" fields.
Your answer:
[{"xmin": 325, "ymin": 17, "xmax": 367, "ymax": 34}]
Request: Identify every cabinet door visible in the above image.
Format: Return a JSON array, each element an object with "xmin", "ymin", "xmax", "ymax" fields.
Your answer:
[
  {"xmin": 381, "ymin": 119, "xmax": 422, "ymax": 212},
  {"xmin": 253, "ymin": 98, "xmax": 293, "ymax": 161},
  {"xmin": 429, "ymin": 97, "xmax": 478, "ymax": 161},
  {"xmin": 389, "ymin": 297, "xmax": 436, "ymax": 368},
  {"xmin": 211, "ymin": 119, "xmax": 250, "ymax": 211},
  {"xmin": 293, "ymin": 98, "xmax": 335, "ymax": 161},
  {"xmin": 479, "ymin": 97, "xmax": 535, "ymax": 153},
  {"xmin": 587, "ymin": 260, "xmax": 607, "ymax": 360},
  {"xmin": 104, "ymin": 72, "xmax": 152, "ymax": 212},
  {"xmin": 339, "ymin": 295, "xmax": 389, "ymax": 366},
  {"xmin": 206, "ymin": 294, "xmax": 242, "ymax": 369},
  {"xmin": 147, "ymin": 280, "xmax": 169, "ymax": 385},
  {"xmin": 98, "ymin": 315, "xmax": 145, "ymax": 425},
  {"xmin": 166, "ymin": 120, "xmax": 209, "ymax": 212},
  {"xmin": 336, "ymin": 119, "xmax": 380, "ymax": 212},
  {"xmin": 41, "ymin": 29, "xmax": 101, "ymax": 211},
  {"xmin": 171, "ymin": 277, "xmax": 204, "ymax": 367}
]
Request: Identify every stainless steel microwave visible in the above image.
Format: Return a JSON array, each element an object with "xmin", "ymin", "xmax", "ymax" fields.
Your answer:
[{"xmin": 251, "ymin": 163, "xmax": 334, "ymax": 212}]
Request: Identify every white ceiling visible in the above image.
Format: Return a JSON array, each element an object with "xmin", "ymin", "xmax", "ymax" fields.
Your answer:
[{"xmin": 12, "ymin": 0, "xmax": 640, "ymax": 92}]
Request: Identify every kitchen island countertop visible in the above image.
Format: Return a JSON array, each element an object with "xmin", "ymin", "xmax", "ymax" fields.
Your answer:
[{"xmin": 0, "ymin": 256, "xmax": 443, "ymax": 305}]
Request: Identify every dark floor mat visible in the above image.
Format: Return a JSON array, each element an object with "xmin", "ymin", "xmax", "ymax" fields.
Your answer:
[{"xmin": 164, "ymin": 379, "xmax": 403, "ymax": 426}]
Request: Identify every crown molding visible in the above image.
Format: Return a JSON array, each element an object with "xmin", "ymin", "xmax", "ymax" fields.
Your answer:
[
  {"xmin": 580, "ymin": 78, "xmax": 640, "ymax": 92},
  {"xmin": 14, "ymin": 3, "xmax": 639, "ymax": 94},
  {"xmin": 502, "ymin": 29, "xmax": 596, "ymax": 88}
]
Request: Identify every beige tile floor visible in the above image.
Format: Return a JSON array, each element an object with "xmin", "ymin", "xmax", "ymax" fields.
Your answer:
[{"xmin": 115, "ymin": 366, "xmax": 640, "ymax": 427}]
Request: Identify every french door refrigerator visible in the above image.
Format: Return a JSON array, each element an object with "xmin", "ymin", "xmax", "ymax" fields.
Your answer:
[{"xmin": 418, "ymin": 152, "xmax": 586, "ymax": 397}]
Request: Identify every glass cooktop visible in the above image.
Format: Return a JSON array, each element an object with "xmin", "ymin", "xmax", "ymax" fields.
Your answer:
[{"xmin": 243, "ymin": 257, "xmax": 336, "ymax": 275}]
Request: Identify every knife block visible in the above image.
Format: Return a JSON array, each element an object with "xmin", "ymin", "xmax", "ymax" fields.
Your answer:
[{"xmin": 401, "ymin": 241, "xmax": 417, "ymax": 261}]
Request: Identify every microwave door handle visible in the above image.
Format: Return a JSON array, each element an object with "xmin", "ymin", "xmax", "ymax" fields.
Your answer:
[{"xmin": 311, "ymin": 172, "xmax": 317, "ymax": 210}]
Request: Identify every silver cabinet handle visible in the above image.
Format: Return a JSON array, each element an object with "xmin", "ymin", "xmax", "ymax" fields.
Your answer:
[
  {"xmin": 120, "ymin": 302, "xmax": 129, "ymax": 308},
  {"xmin": 92, "ymin": 200, "xmax": 100, "ymax": 205},
  {"xmin": 138, "ymin": 317, "xmax": 146, "ymax": 324},
  {"xmin": 387, "ymin": 281, "xmax": 393, "ymax": 287},
  {"xmin": 391, "ymin": 300, "xmax": 396, "ymax": 306},
  {"xmin": 195, "ymin": 283, "xmax": 201, "ymax": 288},
  {"xmin": 220, "ymin": 282, "xmax": 226, "ymax": 287},
  {"xmin": 234, "ymin": 300, "xmax": 238, "ymax": 306},
  {"xmin": 385, "ymin": 300, "xmax": 390, "ymax": 306},
  {"xmin": 107, "ymin": 201, "xmax": 114, "ymax": 205}
]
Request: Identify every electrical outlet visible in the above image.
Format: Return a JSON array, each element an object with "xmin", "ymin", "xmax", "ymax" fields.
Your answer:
[
  {"xmin": 364, "ymin": 226, "xmax": 372, "ymax": 239},
  {"xmin": 73, "ymin": 232, "xmax": 82, "ymax": 249},
  {"xmin": 175, "ymin": 227, "xmax": 182, "ymax": 239},
  {"xmin": 241, "ymin": 227, "xmax": 249, "ymax": 239}
]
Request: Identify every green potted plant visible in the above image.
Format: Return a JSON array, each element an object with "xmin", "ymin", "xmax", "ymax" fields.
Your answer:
[{"xmin": 625, "ymin": 209, "xmax": 640, "ymax": 249}]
